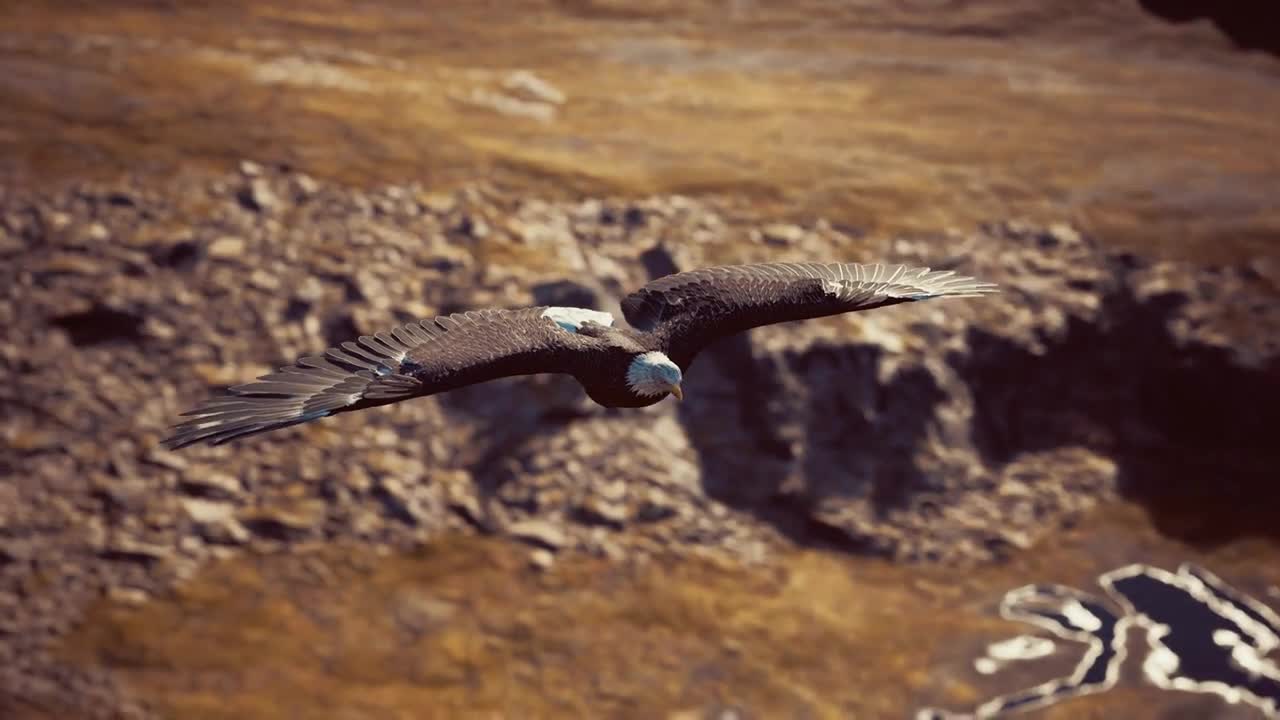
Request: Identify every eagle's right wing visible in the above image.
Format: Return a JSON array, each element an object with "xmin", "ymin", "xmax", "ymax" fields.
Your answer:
[
  {"xmin": 621, "ymin": 261, "xmax": 997, "ymax": 367},
  {"xmin": 162, "ymin": 307, "xmax": 610, "ymax": 450}
]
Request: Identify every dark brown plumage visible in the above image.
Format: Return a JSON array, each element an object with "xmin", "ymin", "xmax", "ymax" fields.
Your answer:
[{"xmin": 162, "ymin": 261, "xmax": 996, "ymax": 450}]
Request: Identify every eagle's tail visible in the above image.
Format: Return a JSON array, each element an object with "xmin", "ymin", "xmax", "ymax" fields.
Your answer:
[{"xmin": 161, "ymin": 342, "xmax": 422, "ymax": 451}]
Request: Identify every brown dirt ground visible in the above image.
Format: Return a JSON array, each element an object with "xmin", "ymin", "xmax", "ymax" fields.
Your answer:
[{"xmin": 3, "ymin": 1, "xmax": 1278, "ymax": 264}]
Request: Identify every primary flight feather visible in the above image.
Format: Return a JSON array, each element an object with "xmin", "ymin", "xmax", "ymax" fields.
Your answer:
[{"xmin": 162, "ymin": 261, "xmax": 997, "ymax": 450}]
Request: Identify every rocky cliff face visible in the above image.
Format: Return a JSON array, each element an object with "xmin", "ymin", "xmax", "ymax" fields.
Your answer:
[{"xmin": 3, "ymin": 162, "xmax": 1278, "ymax": 717}]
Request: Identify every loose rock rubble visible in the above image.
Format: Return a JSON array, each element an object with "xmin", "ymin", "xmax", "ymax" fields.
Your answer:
[{"xmin": 2, "ymin": 162, "xmax": 1277, "ymax": 716}]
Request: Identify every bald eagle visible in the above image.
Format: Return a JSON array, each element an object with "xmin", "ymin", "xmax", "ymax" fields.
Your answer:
[{"xmin": 162, "ymin": 261, "xmax": 997, "ymax": 450}]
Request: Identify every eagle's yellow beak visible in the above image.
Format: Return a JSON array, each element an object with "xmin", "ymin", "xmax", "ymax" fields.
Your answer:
[{"xmin": 669, "ymin": 384, "xmax": 684, "ymax": 401}]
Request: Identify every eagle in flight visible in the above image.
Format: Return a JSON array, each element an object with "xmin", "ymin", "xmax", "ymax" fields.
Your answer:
[{"xmin": 162, "ymin": 261, "xmax": 997, "ymax": 450}]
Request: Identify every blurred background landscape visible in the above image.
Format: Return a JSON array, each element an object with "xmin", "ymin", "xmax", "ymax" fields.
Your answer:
[{"xmin": 3, "ymin": 1, "xmax": 1279, "ymax": 718}]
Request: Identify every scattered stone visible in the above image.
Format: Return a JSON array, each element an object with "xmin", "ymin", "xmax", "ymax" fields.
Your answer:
[
  {"xmin": 238, "ymin": 499, "xmax": 327, "ymax": 539},
  {"xmin": 343, "ymin": 465, "xmax": 374, "ymax": 494},
  {"xmin": 375, "ymin": 477, "xmax": 426, "ymax": 525},
  {"xmin": 1046, "ymin": 222, "xmax": 1081, "ymax": 246},
  {"xmin": 179, "ymin": 471, "xmax": 243, "ymax": 499},
  {"xmin": 528, "ymin": 548, "xmax": 555, "ymax": 571},
  {"xmin": 444, "ymin": 485, "xmax": 483, "ymax": 527},
  {"xmin": 249, "ymin": 268, "xmax": 280, "ymax": 290},
  {"xmin": 82, "ymin": 517, "xmax": 107, "ymax": 553},
  {"xmin": 419, "ymin": 192, "xmax": 455, "ymax": 215},
  {"xmin": 595, "ymin": 536, "xmax": 626, "ymax": 562},
  {"xmin": 44, "ymin": 210, "xmax": 73, "ymax": 232},
  {"xmin": 455, "ymin": 87, "xmax": 556, "ymax": 122},
  {"xmin": 144, "ymin": 317, "xmax": 177, "ymax": 340},
  {"xmin": 180, "ymin": 498, "xmax": 250, "ymax": 545},
  {"xmin": 143, "ymin": 448, "xmax": 188, "ymax": 471},
  {"xmin": 761, "ymin": 222, "xmax": 805, "ymax": 245},
  {"xmin": 507, "ymin": 519, "xmax": 568, "ymax": 551},
  {"xmin": 191, "ymin": 362, "xmax": 269, "ymax": 387},
  {"xmin": 238, "ymin": 178, "xmax": 280, "ymax": 213},
  {"xmin": 43, "ymin": 253, "xmax": 107, "ymax": 275},
  {"xmin": 448, "ymin": 213, "xmax": 489, "ymax": 240},
  {"xmin": 422, "ymin": 242, "xmax": 474, "ymax": 273},
  {"xmin": 106, "ymin": 587, "xmax": 150, "ymax": 607},
  {"xmin": 576, "ymin": 496, "xmax": 629, "ymax": 528},
  {"xmin": 101, "ymin": 537, "xmax": 170, "ymax": 563},
  {"xmin": 635, "ymin": 498, "xmax": 678, "ymax": 524},
  {"xmin": 207, "ymin": 235, "xmax": 246, "ymax": 258},
  {"xmin": 391, "ymin": 590, "xmax": 456, "ymax": 636},
  {"xmin": 292, "ymin": 173, "xmax": 320, "ymax": 198},
  {"xmin": 502, "ymin": 70, "xmax": 566, "ymax": 105}
]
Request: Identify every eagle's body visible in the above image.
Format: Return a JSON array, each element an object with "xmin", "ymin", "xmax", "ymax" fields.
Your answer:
[
  {"xmin": 162, "ymin": 260, "xmax": 998, "ymax": 450},
  {"xmin": 566, "ymin": 323, "xmax": 669, "ymax": 408}
]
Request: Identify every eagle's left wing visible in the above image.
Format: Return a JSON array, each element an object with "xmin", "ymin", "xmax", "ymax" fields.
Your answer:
[
  {"xmin": 161, "ymin": 306, "xmax": 611, "ymax": 450},
  {"xmin": 620, "ymin": 261, "xmax": 997, "ymax": 367}
]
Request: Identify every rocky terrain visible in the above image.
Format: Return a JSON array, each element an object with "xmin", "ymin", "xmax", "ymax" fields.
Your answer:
[
  {"xmin": 4, "ymin": 161, "xmax": 1279, "ymax": 718},
  {"xmin": 3, "ymin": 1, "xmax": 1280, "ymax": 718}
]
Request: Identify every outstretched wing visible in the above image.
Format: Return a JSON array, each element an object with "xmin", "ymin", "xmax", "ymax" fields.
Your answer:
[
  {"xmin": 162, "ymin": 307, "xmax": 609, "ymax": 450},
  {"xmin": 620, "ymin": 261, "xmax": 997, "ymax": 366}
]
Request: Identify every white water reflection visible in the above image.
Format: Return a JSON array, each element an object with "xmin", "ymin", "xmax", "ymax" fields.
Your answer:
[{"xmin": 920, "ymin": 563, "xmax": 1280, "ymax": 718}]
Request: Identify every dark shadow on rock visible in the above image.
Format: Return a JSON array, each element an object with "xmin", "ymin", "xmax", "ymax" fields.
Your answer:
[
  {"xmin": 320, "ymin": 310, "xmax": 361, "ymax": 349},
  {"xmin": 675, "ymin": 334, "xmax": 950, "ymax": 553},
  {"xmin": 952, "ymin": 282, "xmax": 1280, "ymax": 547},
  {"xmin": 435, "ymin": 376, "xmax": 591, "ymax": 531},
  {"xmin": 431, "ymin": 280, "xmax": 608, "ymax": 530},
  {"xmin": 50, "ymin": 305, "xmax": 145, "ymax": 347},
  {"xmin": 628, "ymin": 241, "xmax": 951, "ymax": 551},
  {"xmin": 531, "ymin": 279, "xmax": 601, "ymax": 309},
  {"xmin": 1139, "ymin": 0, "xmax": 1280, "ymax": 58},
  {"xmin": 149, "ymin": 240, "xmax": 201, "ymax": 272},
  {"xmin": 649, "ymin": 240, "xmax": 1279, "ymax": 555},
  {"xmin": 796, "ymin": 345, "xmax": 950, "ymax": 513}
]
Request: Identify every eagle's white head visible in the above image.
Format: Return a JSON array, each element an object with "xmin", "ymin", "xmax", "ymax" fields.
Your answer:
[{"xmin": 626, "ymin": 351, "xmax": 684, "ymax": 400}]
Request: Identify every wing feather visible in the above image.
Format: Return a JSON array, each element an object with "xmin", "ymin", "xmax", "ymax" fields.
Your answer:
[
  {"xmin": 621, "ymin": 260, "xmax": 997, "ymax": 366},
  {"xmin": 162, "ymin": 307, "xmax": 603, "ymax": 450}
]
